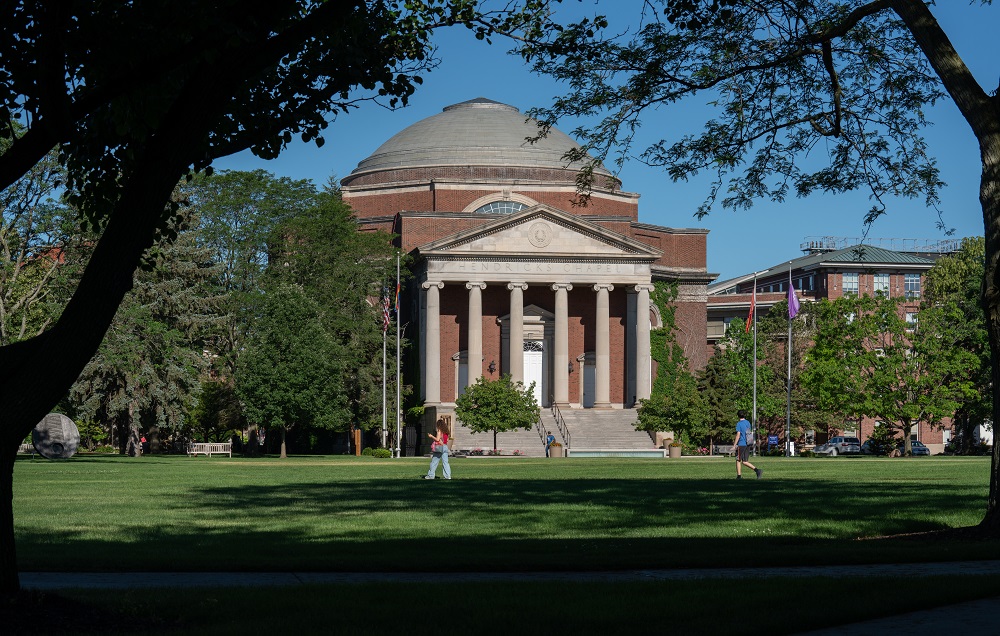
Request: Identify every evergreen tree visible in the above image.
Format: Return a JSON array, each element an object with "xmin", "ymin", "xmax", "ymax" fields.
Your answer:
[
  {"xmin": 68, "ymin": 211, "xmax": 223, "ymax": 454},
  {"xmin": 697, "ymin": 348, "xmax": 737, "ymax": 451}
]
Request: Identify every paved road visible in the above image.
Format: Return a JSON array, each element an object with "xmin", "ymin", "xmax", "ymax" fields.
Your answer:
[{"xmin": 21, "ymin": 561, "xmax": 1000, "ymax": 635}]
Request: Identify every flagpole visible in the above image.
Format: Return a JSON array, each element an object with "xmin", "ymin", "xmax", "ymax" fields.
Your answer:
[
  {"xmin": 381, "ymin": 307, "xmax": 387, "ymax": 450},
  {"xmin": 786, "ymin": 263, "xmax": 798, "ymax": 457},
  {"xmin": 752, "ymin": 272, "xmax": 758, "ymax": 457},
  {"xmin": 395, "ymin": 252, "xmax": 402, "ymax": 459}
]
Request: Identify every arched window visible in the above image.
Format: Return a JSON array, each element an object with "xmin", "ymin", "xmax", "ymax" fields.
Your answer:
[{"xmin": 473, "ymin": 200, "xmax": 526, "ymax": 215}]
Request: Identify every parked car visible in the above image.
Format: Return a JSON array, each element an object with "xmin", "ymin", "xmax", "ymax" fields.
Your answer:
[
  {"xmin": 814, "ymin": 436, "xmax": 861, "ymax": 456},
  {"xmin": 860, "ymin": 439, "xmax": 895, "ymax": 456},
  {"xmin": 898, "ymin": 440, "xmax": 931, "ymax": 456}
]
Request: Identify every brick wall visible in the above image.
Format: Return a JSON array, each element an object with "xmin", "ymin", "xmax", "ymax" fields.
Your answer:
[{"xmin": 345, "ymin": 182, "xmax": 638, "ymax": 219}]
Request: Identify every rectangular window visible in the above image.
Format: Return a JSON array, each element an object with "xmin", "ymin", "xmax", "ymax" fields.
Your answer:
[
  {"xmin": 843, "ymin": 272, "xmax": 859, "ymax": 296},
  {"xmin": 874, "ymin": 273, "xmax": 890, "ymax": 296},
  {"xmin": 906, "ymin": 312, "xmax": 918, "ymax": 331},
  {"xmin": 905, "ymin": 274, "xmax": 921, "ymax": 299}
]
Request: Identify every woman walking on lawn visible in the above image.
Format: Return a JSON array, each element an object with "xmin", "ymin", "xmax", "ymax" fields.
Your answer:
[
  {"xmin": 425, "ymin": 418, "xmax": 451, "ymax": 480},
  {"xmin": 734, "ymin": 409, "xmax": 762, "ymax": 480}
]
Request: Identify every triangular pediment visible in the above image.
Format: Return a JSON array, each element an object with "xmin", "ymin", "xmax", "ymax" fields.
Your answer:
[
  {"xmin": 498, "ymin": 304, "xmax": 554, "ymax": 323},
  {"xmin": 417, "ymin": 204, "xmax": 662, "ymax": 260}
]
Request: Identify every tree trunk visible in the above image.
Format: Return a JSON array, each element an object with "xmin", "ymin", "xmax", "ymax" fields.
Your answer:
[
  {"xmin": 979, "ymin": 128, "xmax": 1000, "ymax": 533},
  {"xmin": 280, "ymin": 427, "xmax": 287, "ymax": 459},
  {"xmin": 0, "ymin": 444, "xmax": 18, "ymax": 597}
]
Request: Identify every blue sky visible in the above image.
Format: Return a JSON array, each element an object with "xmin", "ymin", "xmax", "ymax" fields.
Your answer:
[{"xmin": 216, "ymin": 2, "xmax": 995, "ymax": 283}]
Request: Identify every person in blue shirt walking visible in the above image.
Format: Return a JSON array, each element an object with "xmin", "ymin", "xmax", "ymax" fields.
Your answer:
[
  {"xmin": 734, "ymin": 409, "xmax": 762, "ymax": 479},
  {"xmin": 545, "ymin": 432, "xmax": 555, "ymax": 457}
]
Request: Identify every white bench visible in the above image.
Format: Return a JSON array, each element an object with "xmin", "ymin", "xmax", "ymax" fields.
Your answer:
[
  {"xmin": 18, "ymin": 443, "xmax": 35, "ymax": 455},
  {"xmin": 187, "ymin": 442, "xmax": 232, "ymax": 457}
]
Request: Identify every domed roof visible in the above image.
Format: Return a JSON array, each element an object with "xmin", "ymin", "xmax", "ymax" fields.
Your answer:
[{"xmin": 346, "ymin": 98, "xmax": 613, "ymax": 179}]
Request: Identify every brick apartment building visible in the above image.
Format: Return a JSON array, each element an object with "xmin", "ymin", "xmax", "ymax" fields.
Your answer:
[
  {"xmin": 341, "ymin": 98, "xmax": 713, "ymax": 438},
  {"xmin": 707, "ymin": 237, "xmax": 961, "ymax": 453}
]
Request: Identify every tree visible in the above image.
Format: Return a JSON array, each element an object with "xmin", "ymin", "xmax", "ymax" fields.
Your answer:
[
  {"xmin": 757, "ymin": 300, "xmax": 840, "ymax": 443},
  {"xmin": 0, "ymin": 137, "xmax": 85, "ymax": 347},
  {"xmin": 921, "ymin": 237, "xmax": 991, "ymax": 454},
  {"xmin": 518, "ymin": 1, "xmax": 1000, "ymax": 528},
  {"xmin": 697, "ymin": 349, "xmax": 738, "ymax": 451},
  {"xmin": 268, "ymin": 191, "xmax": 401, "ymax": 436},
  {"xmin": 182, "ymin": 169, "xmax": 319, "ymax": 378},
  {"xmin": 0, "ymin": 1, "xmax": 538, "ymax": 592},
  {"xmin": 455, "ymin": 374, "xmax": 539, "ymax": 451},
  {"xmin": 636, "ymin": 282, "xmax": 706, "ymax": 444},
  {"xmin": 180, "ymin": 169, "xmax": 322, "ymax": 443},
  {"xmin": 66, "ymin": 210, "xmax": 223, "ymax": 455},
  {"xmin": 803, "ymin": 295, "xmax": 972, "ymax": 455},
  {"xmin": 236, "ymin": 284, "xmax": 347, "ymax": 459}
]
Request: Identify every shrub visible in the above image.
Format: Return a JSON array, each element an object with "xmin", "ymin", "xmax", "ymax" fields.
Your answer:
[
  {"xmin": 361, "ymin": 447, "xmax": 374, "ymax": 456},
  {"xmin": 470, "ymin": 448, "xmax": 484, "ymax": 456},
  {"xmin": 373, "ymin": 448, "xmax": 392, "ymax": 458},
  {"xmin": 487, "ymin": 448, "xmax": 502, "ymax": 456}
]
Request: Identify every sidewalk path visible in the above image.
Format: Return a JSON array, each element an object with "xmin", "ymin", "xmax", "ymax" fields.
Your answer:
[
  {"xmin": 21, "ymin": 562, "xmax": 1000, "ymax": 635},
  {"xmin": 21, "ymin": 559, "xmax": 1000, "ymax": 589}
]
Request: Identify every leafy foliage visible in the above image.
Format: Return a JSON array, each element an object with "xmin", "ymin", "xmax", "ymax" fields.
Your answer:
[
  {"xmin": 803, "ymin": 294, "xmax": 973, "ymax": 454},
  {"xmin": 637, "ymin": 282, "xmax": 705, "ymax": 443},
  {"xmin": 236, "ymin": 283, "xmax": 348, "ymax": 457},
  {"xmin": 266, "ymin": 191, "xmax": 402, "ymax": 433},
  {"xmin": 182, "ymin": 169, "xmax": 320, "ymax": 377},
  {"xmin": 455, "ymin": 374, "xmax": 539, "ymax": 449},
  {"xmin": 518, "ymin": 1, "xmax": 947, "ymax": 221},
  {"xmin": 920, "ymin": 237, "xmax": 991, "ymax": 454},
  {"xmin": 66, "ymin": 209, "xmax": 223, "ymax": 451},
  {"xmin": 0, "ymin": 135, "xmax": 86, "ymax": 346},
  {"xmin": 865, "ymin": 421, "xmax": 897, "ymax": 457}
]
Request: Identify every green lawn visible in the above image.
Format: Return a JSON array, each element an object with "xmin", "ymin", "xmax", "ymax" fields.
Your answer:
[
  {"xmin": 12, "ymin": 454, "xmax": 999, "ymax": 572},
  {"xmin": 9, "ymin": 454, "xmax": 1000, "ymax": 635}
]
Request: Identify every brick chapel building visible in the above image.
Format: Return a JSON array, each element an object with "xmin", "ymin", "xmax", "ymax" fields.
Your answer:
[{"xmin": 342, "ymin": 98, "xmax": 713, "ymax": 449}]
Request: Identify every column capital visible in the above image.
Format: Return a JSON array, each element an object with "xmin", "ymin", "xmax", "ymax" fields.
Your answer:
[
  {"xmin": 592, "ymin": 284, "xmax": 615, "ymax": 293},
  {"xmin": 551, "ymin": 283, "xmax": 574, "ymax": 292},
  {"xmin": 633, "ymin": 283, "xmax": 655, "ymax": 293},
  {"xmin": 507, "ymin": 282, "xmax": 528, "ymax": 291},
  {"xmin": 466, "ymin": 281, "xmax": 487, "ymax": 291},
  {"xmin": 421, "ymin": 280, "xmax": 444, "ymax": 290}
]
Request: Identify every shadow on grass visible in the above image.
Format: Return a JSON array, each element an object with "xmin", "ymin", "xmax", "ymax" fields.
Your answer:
[{"xmin": 16, "ymin": 473, "xmax": 1000, "ymax": 572}]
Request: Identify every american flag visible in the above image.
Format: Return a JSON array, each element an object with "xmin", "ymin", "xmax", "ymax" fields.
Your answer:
[{"xmin": 382, "ymin": 294, "xmax": 391, "ymax": 333}]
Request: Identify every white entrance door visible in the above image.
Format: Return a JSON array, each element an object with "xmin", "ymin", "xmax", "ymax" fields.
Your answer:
[{"xmin": 524, "ymin": 341, "xmax": 544, "ymax": 407}]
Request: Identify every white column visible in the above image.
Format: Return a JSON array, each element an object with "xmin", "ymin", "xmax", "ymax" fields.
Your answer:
[
  {"xmin": 508, "ymin": 282, "xmax": 528, "ymax": 385},
  {"xmin": 635, "ymin": 284, "xmax": 655, "ymax": 403},
  {"xmin": 422, "ymin": 281, "xmax": 444, "ymax": 405},
  {"xmin": 552, "ymin": 283, "xmax": 573, "ymax": 406},
  {"xmin": 466, "ymin": 282, "xmax": 486, "ymax": 387},
  {"xmin": 593, "ymin": 284, "xmax": 614, "ymax": 409}
]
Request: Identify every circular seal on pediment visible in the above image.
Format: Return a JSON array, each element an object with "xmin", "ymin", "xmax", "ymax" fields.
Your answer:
[{"xmin": 527, "ymin": 222, "xmax": 552, "ymax": 248}]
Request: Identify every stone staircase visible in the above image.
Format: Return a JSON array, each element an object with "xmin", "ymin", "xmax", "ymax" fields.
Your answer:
[
  {"xmin": 452, "ymin": 408, "xmax": 655, "ymax": 457},
  {"xmin": 558, "ymin": 409, "xmax": 656, "ymax": 450}
]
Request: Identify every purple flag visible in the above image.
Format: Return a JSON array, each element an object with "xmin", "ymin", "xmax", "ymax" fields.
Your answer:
[{"xmin": 788, "ymin": 272, "xmax": 800, "ymax": 319}]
